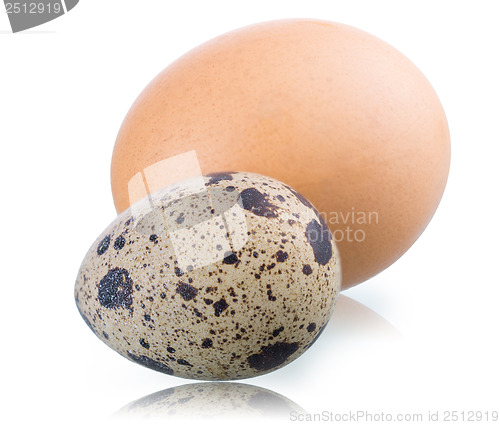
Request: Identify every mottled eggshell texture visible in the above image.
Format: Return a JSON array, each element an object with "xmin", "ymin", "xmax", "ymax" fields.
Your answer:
[{"xmin": 75, "ymin": 172, "xmax": 340, "ymax": 380}]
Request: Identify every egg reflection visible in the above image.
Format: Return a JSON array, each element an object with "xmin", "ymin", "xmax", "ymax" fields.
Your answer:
[{"xmin": 115, "ymin": 382, "xmax": 306, "ymax": 420}]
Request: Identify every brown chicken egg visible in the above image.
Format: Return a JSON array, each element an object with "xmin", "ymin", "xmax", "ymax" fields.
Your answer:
[{"xmin": 110, "ymin": 19, "xmax": 450, "ymax": 289}]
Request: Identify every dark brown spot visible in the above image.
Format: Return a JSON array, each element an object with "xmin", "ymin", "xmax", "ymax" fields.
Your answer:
[
  {"xmin": 222, "ymin": 251, "xmax": 238, "ymax": 265},
  {"xmin": 267, "ymin": 288, "xmax": 277, "ymax": 302},
  {"xmin": 149, "ymin": 234, "xmax": 158, "ymax": 242},
  {"xmin": 98, "ymin": 268, "xmax": 133, "ymax": 311},
  {"xmin": 201, "ymin": 338, "xmax": 213, "ymax": 348},
  {"xmin": 114, "ymin": 235, "xmax": 126, "ymax": 250},
  {"xmin": 176, "ymin": 213, "xmax": 185, "ymax": 224},
  {"xmin": 302, "ymin": 264, "xmax": 313, "ymax": 275},
  {"xmin": 167, "ymin": 347, "xmax": 175, "ymax": 353},
  {"xmin": 128, "ymin": 353, "xmax": 173, "ymax": 375},
  {"xmin": 174, "ymin": 267, "xmax": 184, "ymax": 277},
  {"xmin": 307, "ymin": 323, "xmax": 316, "ymax": 333},
  {"xmin": 177, "ymin": 359, "xmax": 193, "ymax": 367},
  {"xmin": 305, "ymin": 219, "xmax": 333, "ymax": 265},
  {"xmin": 139, "ymin": 338, "xmax": 150, "ymax": 349},
  {"xmin": 206, "ymin": 172, "xmax": 234, "ymax": 185},
  {"xmin": 213, "ymin": 298, "xmax": 228, "ymax": 316},
  {"xmin": 239, "ymin": 188, "xmax": 279, "ymax": 218},
  {"xmin": 272, "ymin": 326, "xmax": 284, "ymax": 337},
  {"xmin": 276, "ymin": 195, "xmax": 285, "ymax": 202},
  {"xmin": 308, "ymin": 322, "xmax": 328, "ymax": 347},
  {"xmin": 275, "ymin": 250, "xmax": 288, "ymax": 262},
  {"xmin": 247, "ymin": 342, "xmax": 299, "ymax": 371},
  {"xmin": 176, "ymin": 282, "xmax": 198, "ymax": 301},
  {"xmin": 97, "ymin": 235, "xmax": 110, "ymax": 255}
]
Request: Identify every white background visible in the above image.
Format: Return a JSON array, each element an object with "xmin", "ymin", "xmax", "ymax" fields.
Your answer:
[{"xmin": 1, "ymin": 1, "xmax": 499, "ymax": 424}]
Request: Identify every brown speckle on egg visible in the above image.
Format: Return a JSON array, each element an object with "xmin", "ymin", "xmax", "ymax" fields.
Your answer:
[
  {"xmin": 176, "ymin": 282, "xmax": 198, "ymax": 301},
  {"xmin": 206, "ymin": 172, "xmax": 235, "ymax": 186},
  {"xmin": 127, "ymin": 352, "xmax": 174, "ymax": 375},
  {"xmin": 97, "ymin": 235, "xmax": 110, "ymax": 255},
  {"xmin": 97, "ymin": 268, "xmax": 134, "ymax": 311},
  {"xmin": 302, "ymin": 264, "xmax": 313, "ymax": 275},
  {"xmin": 247, "ymin": 342, "xmax": 300, "ymax": 371},
  {"xmin": 222, "ymin": 252, "xmax": 239, "ymax": 265},
  {"xmin": 307, "ymin": 323, "xmax": 317, "ymax": 333},
  {"xmin": 114, "ymin": 235, "xmax": 126, "ymax": 250},
  {"xmin": 213, "ymin": 299, "xmax": 229, "ymax": 317},
  {"xmin": 239, "ymin": 188, "xmax": 279, "ymax": 218},
  {"xmin": 275, "ymin": 250, "xmax": 288, "ymax": 262},
  {"xmin": 305, "ymin": 219, "xmax": 333, "ymax": 265},
  {"xmin": 201, "ymin": 338, "xmax": 213, "ymax": 348}
]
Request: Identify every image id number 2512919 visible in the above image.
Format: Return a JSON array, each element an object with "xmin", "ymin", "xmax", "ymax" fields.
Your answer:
[{"xmin": 5, "ymin": 2, "xmax": 62, "ymax": 14}]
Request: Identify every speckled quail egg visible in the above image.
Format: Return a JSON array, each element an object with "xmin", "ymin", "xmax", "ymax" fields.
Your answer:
[{"xmin": 75, "ymin": 171, "xmax": 340, "ymax": 380}]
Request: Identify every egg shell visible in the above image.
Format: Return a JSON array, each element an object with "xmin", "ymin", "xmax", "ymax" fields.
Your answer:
[
  {"xmin": 111, "ymin": 19, "xmax": 450, "ymax": 289},
  {"xmin": 75, "ymin": 172, "xmax": 340, "ymax": 380}
]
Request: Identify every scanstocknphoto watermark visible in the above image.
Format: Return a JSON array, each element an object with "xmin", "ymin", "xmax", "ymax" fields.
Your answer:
[
  {"xmin": 291, "ymin": 411, "xmax": 423, "ymax": 423},
  {"xmin": 290, "ymin": 410, "xmax": 499, "ymax": 422}
]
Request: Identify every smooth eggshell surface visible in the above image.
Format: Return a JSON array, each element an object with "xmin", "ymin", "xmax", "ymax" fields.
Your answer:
[
  {"xmin": 75, "ymin": 172, "xmax": 340, "ymax": 380},
  {"xmin": 110, "ymin": 19, "xmax": 450, "ymax": 289}
]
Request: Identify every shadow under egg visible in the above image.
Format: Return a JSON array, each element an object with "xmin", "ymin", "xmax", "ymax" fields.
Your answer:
[{"xmin": 330, "ymin": 294, "xmax": 402, "ymax": 339}]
